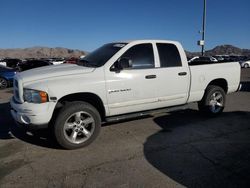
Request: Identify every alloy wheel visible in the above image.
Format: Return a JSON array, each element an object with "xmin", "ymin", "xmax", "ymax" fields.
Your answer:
[
  {"xmin": 209, "ymin": 91, "xmax": 224, "ymax": 113},
  {"xmin": 63, "ymin": 111, "xmax": 95, "ymax": 144},
  {"xmin": 0, "ymin": 78, "xmax": 7, "ymax": 89}
]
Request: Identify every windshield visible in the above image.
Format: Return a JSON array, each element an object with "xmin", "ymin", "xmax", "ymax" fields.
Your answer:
[{"xmin": 79, "ymin": 43, "xmax": 127, "ymax": 67}]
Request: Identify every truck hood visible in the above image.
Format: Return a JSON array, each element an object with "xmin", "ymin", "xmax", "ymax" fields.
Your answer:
[{"xmin": 18, "ymin": 64, "xmax": 95, "ymax": 83}]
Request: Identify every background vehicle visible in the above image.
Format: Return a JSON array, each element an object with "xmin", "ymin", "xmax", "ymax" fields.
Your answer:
[
  {"xmin": 64, "ymin": 57, "xmax": 78, "ymax": 64},
  {"xmin": 50, "ymin": 58, "xmax": 65, "ymax": 65},
  {"xmin": 0, "ymin": 58, "xmax": 21, "ymax": 68},
  {"xmin": 0, "ymin": 61, "xmax": 7, "ymax": 66},
  {"xmin": 240, "ymin": 59, "xmax": 250, "ymax": 68},
  {"xmin": 188, "ymin": 56, "xmax": 218, "ymax": 65},
  {"xmin": 213, "ymin": 55, "xmax": 224, "ymax": 62},
  {"xmin": 0, "ymin": 65, "xmax": 17, "ymax": 89},
  {"xmin": 10, "ymin": 40, "xmax": 241, "ymax": 149},
  {"xmin": 18, "ymin": 60, "xmax": 52, "ymax": 71},
  {"xmin": 80, "ymin": 55, "xmax": 86, "ymax": 59}
]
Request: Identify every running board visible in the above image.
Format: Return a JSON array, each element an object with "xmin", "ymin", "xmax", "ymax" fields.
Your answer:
[{"xmin": 105, "ymin": 104, "xmax": 188, "ymax": 123}]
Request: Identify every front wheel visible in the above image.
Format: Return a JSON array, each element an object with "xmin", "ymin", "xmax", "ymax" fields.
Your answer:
[
  {"xmin": 54, "ymin": 102, "xmax": 101, "ymax": 149},
  {"xmin": 198, "ymin": 85, "xmax": 226, "ymax": 116}
]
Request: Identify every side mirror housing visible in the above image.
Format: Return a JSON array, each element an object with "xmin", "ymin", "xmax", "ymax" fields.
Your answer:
[{"xmin": 110, "ymin": 58, "xmax": 132, "ymax": 73}]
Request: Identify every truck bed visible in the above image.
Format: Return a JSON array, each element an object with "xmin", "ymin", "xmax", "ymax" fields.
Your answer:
[{"xmin": 187, "ymin": 62, "xmax": 241, "ymax": 103}]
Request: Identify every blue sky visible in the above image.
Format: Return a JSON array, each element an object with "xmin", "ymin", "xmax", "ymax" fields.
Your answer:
[{"xmin": 0, "ymin": 0, "xmax": 249, "ymax": 52}]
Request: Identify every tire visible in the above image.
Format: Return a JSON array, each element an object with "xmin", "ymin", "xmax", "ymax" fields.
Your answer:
[
  {"xmin": 198, "ymin": 85, "xmax": 226, "ymax": 116},
  {"xmin": 54, "ymin": 101, "xmax": 101, "ymax": 149},
  {"xmin": 0, "ymin": 77, "xmax": 8, "ymax": 89}
]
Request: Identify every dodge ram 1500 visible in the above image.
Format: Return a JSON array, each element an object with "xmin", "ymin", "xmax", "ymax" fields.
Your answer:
[{"xmin": 10, "ymin": 40, "xmax": 241, "ymax": 149}]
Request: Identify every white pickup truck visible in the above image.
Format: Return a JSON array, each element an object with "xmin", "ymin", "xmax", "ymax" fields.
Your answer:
[{"xmin": 10, "ymin": 40, "xmax": 241, "ymax": 149}]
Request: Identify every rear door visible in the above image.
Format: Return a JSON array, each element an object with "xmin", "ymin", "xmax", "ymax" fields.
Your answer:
[{"xmin": 154, "ymin": 43, "xmax": 190, "ymax": 107}]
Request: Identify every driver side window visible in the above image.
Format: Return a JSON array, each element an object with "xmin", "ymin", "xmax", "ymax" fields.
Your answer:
[{"xmin": 121, "ymin": 43, "xmax": 155, "ymax": 69}]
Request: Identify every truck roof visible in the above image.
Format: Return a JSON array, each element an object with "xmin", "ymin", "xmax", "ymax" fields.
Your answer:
[{"xmin": 116, "ymin": 39, "xmax": 179, "ymax": 44}]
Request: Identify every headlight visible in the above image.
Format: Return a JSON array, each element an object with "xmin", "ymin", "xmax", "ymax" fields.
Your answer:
[{"xmin": 23, "ymin": 89, "xmax": 48, "ymax": 103}]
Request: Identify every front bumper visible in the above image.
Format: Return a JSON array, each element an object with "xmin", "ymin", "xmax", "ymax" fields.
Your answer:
[{"xmin": 10, "ymin": 97, "xmax": 56, "ymax": 129}]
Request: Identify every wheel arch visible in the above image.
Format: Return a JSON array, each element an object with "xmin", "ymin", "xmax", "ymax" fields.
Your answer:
[
  {"xmin": 0, "ymin": 76, "xmax": 8, "ymax": 80},
  {"xmin": 206, "ymin": 78, "xmax": 228, "ymax": 93},
  {"xmin": 55, "ymin": 92, "xmax": 106, "ymax": 121}
]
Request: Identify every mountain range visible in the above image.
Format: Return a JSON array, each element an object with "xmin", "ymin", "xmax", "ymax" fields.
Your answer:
[
  {"xmin": 186, "ymin": 45, "xmax": 250, "ymax": 57},
  {"xmin": 0, "ymin": 47, "xmax": 86, "ymax": 59},
  {"xmin": 0, "ymin": 45, "xmax": 250, "ymax": 59}
]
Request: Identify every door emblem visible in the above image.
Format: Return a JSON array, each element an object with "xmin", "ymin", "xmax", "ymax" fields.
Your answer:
[{"xmin": 108, "ymin": 88, "xmax": 131, "ymax": 94}]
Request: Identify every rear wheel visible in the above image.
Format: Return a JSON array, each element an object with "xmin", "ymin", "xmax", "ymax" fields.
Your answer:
[
  {"xmin": 54, "ymin": 102, "xmax": 101, "ymax": 149},
  {"xmin": 198, "ymin": 85, "xmax": 226, "ymax": 116},
  {"xmin": 0, "ymin": 77, "xmax": 8, "ymax": 89}
]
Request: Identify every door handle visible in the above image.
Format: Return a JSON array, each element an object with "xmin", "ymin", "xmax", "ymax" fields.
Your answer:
[
  {"xmin": 145, "ymin": 75, "xmax": 156, "ymax": 79},
  {"xmin": 178, "ymin": 72, "xmax": 187, "ymax": 76}
]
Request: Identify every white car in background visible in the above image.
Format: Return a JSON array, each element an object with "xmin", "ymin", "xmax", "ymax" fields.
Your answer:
[
  {"xmin": 0, "ymin": 59, "xmax": 7, "ymax": 66},
  {"xmin": 80, "ymin": 55, "xmax": 86, "ymax": 59},
  {"xmin": 50, "ymin": 58, "xmax": 65, "ymax": 65},
  {"xmin": 240, "ymin": 60, "xmax": 250, "ymax": 68}
]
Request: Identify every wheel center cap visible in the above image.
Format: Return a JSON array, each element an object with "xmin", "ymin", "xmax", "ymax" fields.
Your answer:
[{"xmin": 210, "ymin": 100, "xmax": 217, "ymax": 105}]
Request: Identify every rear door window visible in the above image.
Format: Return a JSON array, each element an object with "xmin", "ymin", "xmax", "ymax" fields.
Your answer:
[{"xmin": 157, "ymin": 43, "xmax": 182, "ymax": 67}]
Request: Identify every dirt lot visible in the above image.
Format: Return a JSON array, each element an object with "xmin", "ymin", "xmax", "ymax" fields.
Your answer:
[{"xmin": 0, "ymin": 69, "xmax": 250, "ymax": 188}]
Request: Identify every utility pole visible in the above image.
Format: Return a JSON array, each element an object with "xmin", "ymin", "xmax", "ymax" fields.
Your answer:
[{"xmin": 198, "ymin": 0, "xmax": 206, "ymax": 56}]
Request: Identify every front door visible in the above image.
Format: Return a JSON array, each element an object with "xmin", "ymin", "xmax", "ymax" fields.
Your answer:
[{"xmin": 105, "ymin": 43, "xmax": 159, "ymax": 116}]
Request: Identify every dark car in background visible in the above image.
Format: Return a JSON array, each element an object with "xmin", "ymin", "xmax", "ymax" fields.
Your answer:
[
  {"xmin": 18, "ymin": 60, "xmax": 52, "ymax": 71},
  {"xmin": 0, "ymin": 65, "xmax": 17, "ymax": 89},
  {"xmin": 0, "ymin": 58, "xmax": 21, "ymax": 68},
  {"xmin": 213, "ymin": 55, "xmax": 224, "ymax": 62}
]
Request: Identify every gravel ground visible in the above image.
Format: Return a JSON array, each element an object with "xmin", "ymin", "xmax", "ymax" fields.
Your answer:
[{"xmin": 0, "ymin": 68, "xmax": 250, "ymax": 188}]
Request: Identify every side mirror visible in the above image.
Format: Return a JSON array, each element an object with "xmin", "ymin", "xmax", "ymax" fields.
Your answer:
[
  {"xmin": 118, "ymin": 57, "xmax": 132, "ymax": 69},
  {"xmin": 110, "ymin": 58, "xmax": 132, "ymax": 73}
]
